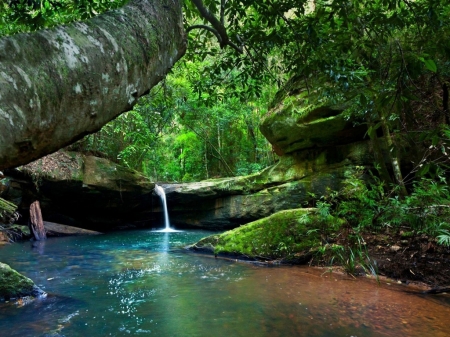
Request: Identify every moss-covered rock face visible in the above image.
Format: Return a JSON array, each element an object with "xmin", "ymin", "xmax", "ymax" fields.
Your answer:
[
  {"xmin": 0, "ymin": 262, "xmax": 46, "ymax": 300},
  {"xmin": 260, "ymin": 78, "xmax": 366, "ymax": 155},
  {"xmin": 191, "ymin": 208, "xmax": 344, "ymax": 262},
  {"xmin": 162, "ymin": 141, "xmax": 371, "ymax": 229}
]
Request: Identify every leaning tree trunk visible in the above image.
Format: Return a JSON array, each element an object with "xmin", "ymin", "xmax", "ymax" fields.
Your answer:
[
  {"xmin": 0, "ymin": 0, "xmax": 186, "ymax": 170},
  {"xmin": 379, "ymin": 111, "xmax": 408, "ymax": 197},
  {"xmin": 29, "ymin": 201, "xmax": 46, "ymax": 241}
]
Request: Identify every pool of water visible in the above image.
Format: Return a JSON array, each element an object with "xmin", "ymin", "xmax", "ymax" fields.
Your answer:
[{"xmin": 0, "ymin": 229, "xmax": 449, "ymax": 337}]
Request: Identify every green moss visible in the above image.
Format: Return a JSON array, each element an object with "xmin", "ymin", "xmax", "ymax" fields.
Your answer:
[
  {"xmin": 196, "ymin": 208, "xmax": 344, "ymax": 261},
  {"xmin": 314, "ymin": 151, "xmax": 327, "ymax": 166},
  {"xmin": 401, "ymin": 231, "xmax": 414, "ymax": 238},
  {"xmin": 0, "ymin": 262, "xmax": 36, "ymax": 300},
  {"xmin": 0, "ymin": 197, "xmax": 17, "ymax": 224}
]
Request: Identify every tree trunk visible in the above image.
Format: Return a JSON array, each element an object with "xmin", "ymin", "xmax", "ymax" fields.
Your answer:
[
  {"xmin": 204, "ymin": 140, "xmax": 209, "ymax": 179},
  {"xmin": 367, "ymin": 122, "xmax": 392, "ymax": 186},
  {"xmin": 29, "ymin": 201, "xmax": 46, "ymax": 241},
  {"xmin": 443, "ymin": 82, "xmax": 449, "ymax": 124},
  {"xmin": 379, "ymin": 112, "xmax": 408, "ymax": 197},
  {"xmin": 0, "ymin": 0, "xmax": 186, "ymax": 170}
]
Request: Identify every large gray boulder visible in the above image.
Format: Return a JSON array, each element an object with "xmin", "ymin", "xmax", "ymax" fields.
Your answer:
[{"xmin": 0, "ymin": 0, "xmax": 186, "ymax": 170}]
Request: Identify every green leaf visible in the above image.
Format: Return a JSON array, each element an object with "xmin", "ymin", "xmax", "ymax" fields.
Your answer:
[
  {"xmin": 359, "ymin": 93, "xmax": 367, "ymax": 106},
  {"xmin": 424, "ymin": 59, "xmax": 437, "ymax": 73},
  {"xmin": 418, "ymin": 164, "xmax": 430, "ymax": 177}
]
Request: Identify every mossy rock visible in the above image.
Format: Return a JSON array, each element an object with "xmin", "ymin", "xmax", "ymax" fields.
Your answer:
[
  {"xmin": 166, "ymin": 140, "xmax": 372, "ymax": 199},
  {"xmin": 192, "ymin": 208, "xmax": 345, "ymax": 262},
  {"xmin": 0, "ymin": 197, "xmax": 18, "ymax": 225},
  {"xmin": 15, "ymin": 151, "xmax": 155, "ymax": 228},
  {"xmin": 0, "ymin": 262, "xmax": 46, "ymax": 300},
  {"xmin": 83, "ymin": 155, "xmax": 154, "ymax": 193},
  {"xmin": 20, "ymin": 150, "xmax": 154, "ymax": 194},
  {"xmin": 260, "ymin": 77, "xmax": 366, "ymax": 154}
]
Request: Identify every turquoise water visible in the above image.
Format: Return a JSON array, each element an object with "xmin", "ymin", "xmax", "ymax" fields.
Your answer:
[{"xmin": 0, "ymin": 229, "xmax": 449, "ymax": 337}]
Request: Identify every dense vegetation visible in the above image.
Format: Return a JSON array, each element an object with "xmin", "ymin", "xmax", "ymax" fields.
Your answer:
[{"xmin": 70, "ymin": 63, "xmax": 276, "ymax": 181}]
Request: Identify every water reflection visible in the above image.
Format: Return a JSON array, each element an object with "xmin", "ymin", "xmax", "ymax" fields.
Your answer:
[
  {"xmin": 0, "ymin": 230, "xmax": 448, "ymax": 337},
  {"xmin": 31, "ymin": 240, "xmax": 46, "ymax": 255}
]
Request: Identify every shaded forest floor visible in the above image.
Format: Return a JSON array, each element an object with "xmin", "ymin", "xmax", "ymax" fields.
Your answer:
[
  {"xmin": 366, "ymin": 231, "xmax": 450, "ymax": 289},
  {"xmin": 313, "ymin": 229, "xmax": 450, "ymax": 290}
]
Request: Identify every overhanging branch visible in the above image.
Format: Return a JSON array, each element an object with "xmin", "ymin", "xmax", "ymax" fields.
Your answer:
[
  {"xmin": 186, "ymin": 24, "xmax": 222, "ymax": 43},
  {"xmin": 189, "ymin": 0, "xmax": 242, "ymax": 53}
]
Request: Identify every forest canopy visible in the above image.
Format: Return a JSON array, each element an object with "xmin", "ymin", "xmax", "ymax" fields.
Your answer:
[{"xmin": 1, "ymin": 0, "xmax": 450, "ymax": 183}]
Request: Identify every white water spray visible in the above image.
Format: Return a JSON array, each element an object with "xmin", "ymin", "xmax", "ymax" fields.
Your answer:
[{"xmin": 154, "ymin": 184, "xmax": 177, "ymax": 232}]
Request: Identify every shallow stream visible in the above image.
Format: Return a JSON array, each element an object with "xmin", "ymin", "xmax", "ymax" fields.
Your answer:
[{"xmin": 0, "ymin": 229, "xmax": 449, "ymax": 336}]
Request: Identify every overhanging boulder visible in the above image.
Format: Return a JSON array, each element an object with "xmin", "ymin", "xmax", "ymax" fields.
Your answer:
[
  {"xmin": 260, "ymin": 77, "xmax": 367, "ymax": 154},
  {"xmin": 14, "ymin": 151, "xmax": 155, "ymax": 229}
]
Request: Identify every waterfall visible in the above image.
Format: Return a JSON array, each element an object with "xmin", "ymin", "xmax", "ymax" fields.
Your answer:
[{"xmin": 154, "ymin": 184, "xmax": 174, "ymax": 232}]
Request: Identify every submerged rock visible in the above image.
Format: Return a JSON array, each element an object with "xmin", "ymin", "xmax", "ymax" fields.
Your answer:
[{"xmin": 0, "ymin": 262, "xmax": 46, "ymax": 301}]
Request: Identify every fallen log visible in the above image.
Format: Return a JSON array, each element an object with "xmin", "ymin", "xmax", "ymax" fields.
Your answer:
[
  {"xmin": 423, "ymin": 287, "xmax": 450, "ymax": 294},
  {"xmin": 43, "ymin": 221, "xmax": 102, "ymax": 236}
]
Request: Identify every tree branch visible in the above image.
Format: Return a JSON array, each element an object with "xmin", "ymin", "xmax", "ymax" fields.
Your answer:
[
  {"xmin": 189, "ymin": 0, "xmax": 242, "ymax": 53},
  {"xmin": 220, "ymin": 0, "xmax": 225, "ymax": 25},
  {"xmin": 186, "ymin": 24, "xmax": 222, "ymax": 44}
]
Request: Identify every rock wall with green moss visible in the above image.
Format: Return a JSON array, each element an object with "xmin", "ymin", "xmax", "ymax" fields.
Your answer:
[
  {"xmin": 260, "ymin": 77, "xmax": 367, "ymax": 155},
  {"xmin": 162, "ymin": 140, "xmax": 373, "ymax": 229}
]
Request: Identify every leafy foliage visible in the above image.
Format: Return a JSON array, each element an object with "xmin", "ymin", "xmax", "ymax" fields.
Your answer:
[
  {"xmin": 70, "ymin": 62, "xmax": 275, "ymax": 181},
  {"xmin": 0, "ymin": 0, "xmax": 127, "ymax": 35},
  {"xmin": 310, "ymin": 165, "xmax": 450, "ymax": 251},
  {"xmin": 185, "ymin": 0, "xmax": 450, "ymax": 191},
  {"xmin": 329, "ymin": 243, "xmax": 378, "ymax": 279}
]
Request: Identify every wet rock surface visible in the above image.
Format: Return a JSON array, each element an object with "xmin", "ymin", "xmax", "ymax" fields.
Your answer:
[{"xmin": 0, "ymin": 262, "xmax": 46, "ymax": 301}]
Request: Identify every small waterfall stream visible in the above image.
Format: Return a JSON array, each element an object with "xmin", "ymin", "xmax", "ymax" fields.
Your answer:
[{"xmin": 154, "ymin": 184, "xmax": 177, "ymax": 232}]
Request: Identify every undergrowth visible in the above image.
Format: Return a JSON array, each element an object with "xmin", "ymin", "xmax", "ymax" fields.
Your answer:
[{"xmin": 309, "ymin": 166, "xmax": 450, "ymax": 277}]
